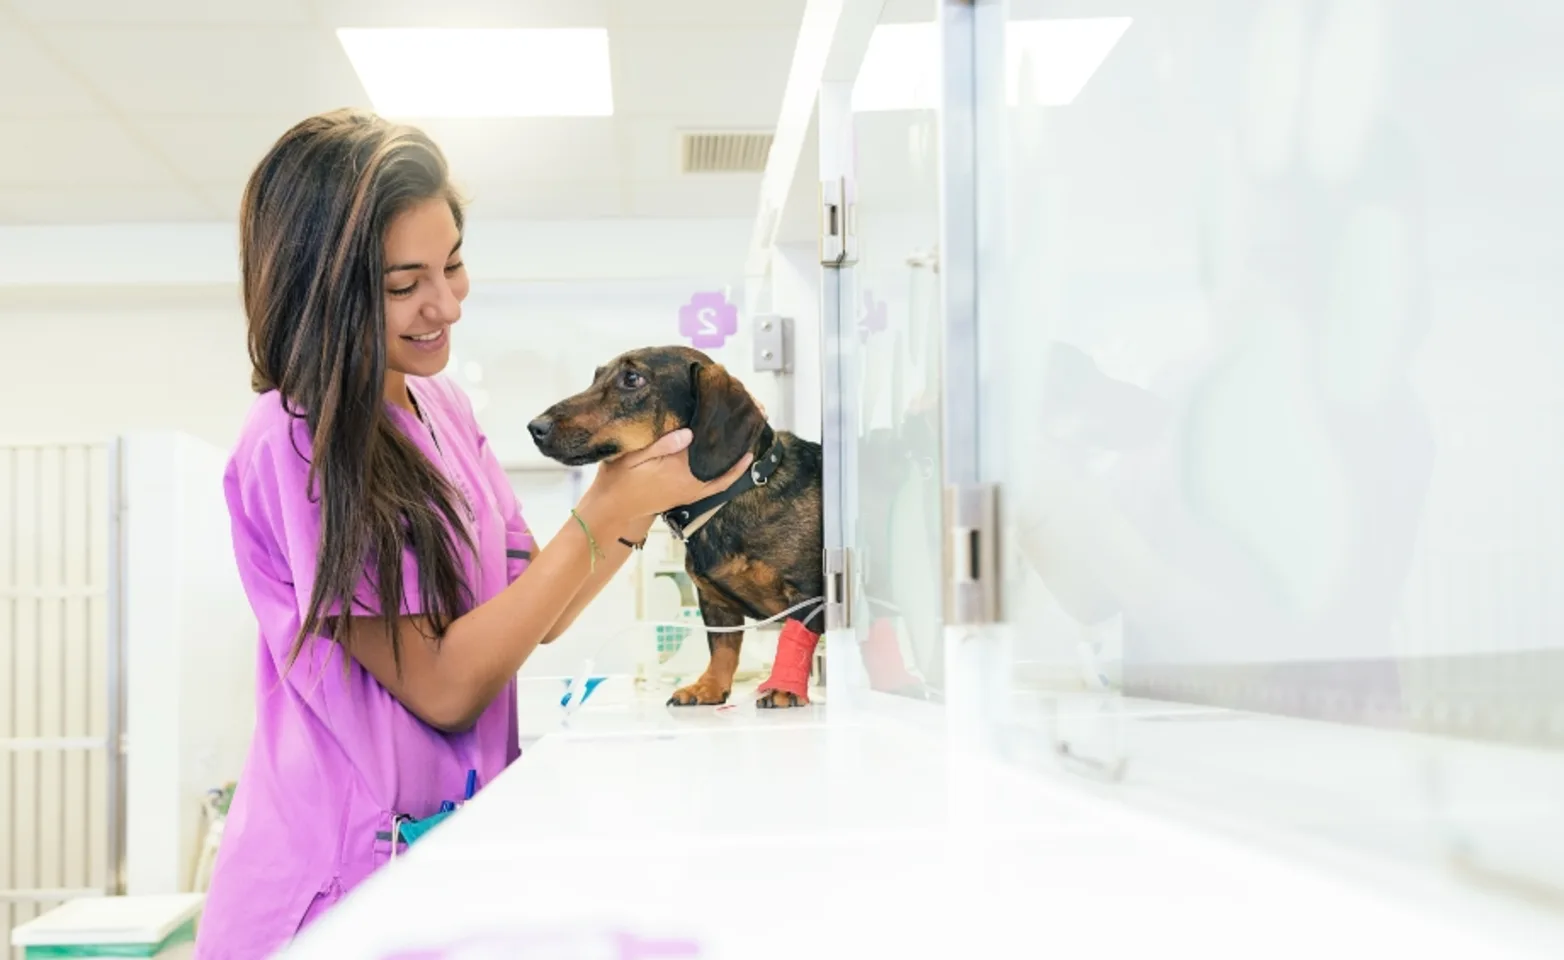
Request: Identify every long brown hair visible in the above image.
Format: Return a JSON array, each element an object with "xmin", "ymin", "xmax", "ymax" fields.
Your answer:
[{"xmin": 241, "ymin": 108, "xmax": 473, "ymax": 673}]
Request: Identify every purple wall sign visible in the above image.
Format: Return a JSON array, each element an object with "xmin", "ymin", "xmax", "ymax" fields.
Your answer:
[
  {"xmin": 858, "ymin": 289, "xmax": 888, "ymax": 341},
  {"xmin": 678, "ymin": 291, "xmax": 738, "ymax": 350}
]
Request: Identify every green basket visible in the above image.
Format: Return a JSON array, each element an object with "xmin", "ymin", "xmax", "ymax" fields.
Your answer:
[
  {"xmin": 655, "ymin": 608, "xmax": 703, "ymax": 663},
  {"xmin": 21, "ymin": 918, "xmax": 196, "ymax": 958}
]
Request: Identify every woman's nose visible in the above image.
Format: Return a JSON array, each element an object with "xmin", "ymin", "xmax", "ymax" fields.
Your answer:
[{"xmin": 423, "ymin": 278, "xmax": 462, "ymax": 322}]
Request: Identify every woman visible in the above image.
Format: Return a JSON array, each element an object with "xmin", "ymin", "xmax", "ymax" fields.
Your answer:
[{"xmin": 195, "ymin": 109, "xmax": 750, "ymax": 958}]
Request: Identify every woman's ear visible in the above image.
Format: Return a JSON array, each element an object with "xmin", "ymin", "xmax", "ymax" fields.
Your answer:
[{"xmin": 687, "ymin": 362, "xmax": 766, "ymax": 482}]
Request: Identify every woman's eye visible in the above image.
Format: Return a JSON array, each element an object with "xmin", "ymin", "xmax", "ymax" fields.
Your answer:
[
  {"xmin": 444, "ymin": 261, "xmax": 464, "ymax": 274},
  {"xmin": 388, "ymin": 283, "xmax": 417, "ymax": 297},
  {"xmin": 618, "ymin": 370, "xmax": 646, "ymax": 389}
]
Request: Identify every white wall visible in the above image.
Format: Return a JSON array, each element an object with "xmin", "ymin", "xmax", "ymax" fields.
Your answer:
[
  {"xmin": 0, "ymin": 218, "xmax": 755, "ymax": 288},
  {"xmin": 0, "ymin": 288, "xmax": 254, "ymax": 450},
  {"xmin": 769, "ymin": 241, "xmax": 823, "ymax": 442},
  {"xmin": 123, "ymin": 431, "xmax": 254, "ymax": 895}
]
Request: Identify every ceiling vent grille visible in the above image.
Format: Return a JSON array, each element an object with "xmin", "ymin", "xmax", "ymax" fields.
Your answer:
[{"xmin": 679, "ymin": 131, "xmax": 774, "ymax": 174}]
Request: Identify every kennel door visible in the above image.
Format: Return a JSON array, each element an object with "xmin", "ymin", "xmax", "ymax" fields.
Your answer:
[
  {"xmin": 831, "ymin": 0, "xmax": 950, "ymax": 705},
  {"xmin": 0, "ymin": 441, "xmax": 122, "ymax": 956},
  {"xmin": 975, "ymin": 0, "xmax": 1564, "ymax": 899}
]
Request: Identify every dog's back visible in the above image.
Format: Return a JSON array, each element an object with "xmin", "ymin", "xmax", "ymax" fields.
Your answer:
[
  {"xmin": 672, "ymin": 430, "xmax": 822, "ymax": 708},
  {"xmin": 681, "ymin": 430, "xmax": 823, "ymax": 621}
]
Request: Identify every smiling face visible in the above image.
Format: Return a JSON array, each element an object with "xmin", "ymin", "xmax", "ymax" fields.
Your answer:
[{"xmin": 382, "ymin": 197, "xmax": 468, "ymax": 382}]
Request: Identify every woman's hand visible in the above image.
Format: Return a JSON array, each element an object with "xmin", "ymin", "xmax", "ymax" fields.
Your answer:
[{"xmin": 582, "ymin": 430, "xmax": 752, "ymax": 525}]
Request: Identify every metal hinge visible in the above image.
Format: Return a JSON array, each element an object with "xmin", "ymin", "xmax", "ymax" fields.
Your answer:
[
  {"xmin": 819, "ymin": 178, "xmax": 858, "ymax": 267},
  {"xmin": 945, "ymin": 484, "xmax": 1000, "ymax": 626},
  {"xmin": 752, "ymin": 314, "xmax": 794, "ymax": 373},
  {"xmin": 824, "ymin": 546, "xmax": 852, "ymax": 630}
]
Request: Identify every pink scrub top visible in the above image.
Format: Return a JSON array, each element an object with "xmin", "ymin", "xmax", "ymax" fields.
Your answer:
[{"xmin": 195, "ymin": 376, "xmax": 534, "ymax": 959}]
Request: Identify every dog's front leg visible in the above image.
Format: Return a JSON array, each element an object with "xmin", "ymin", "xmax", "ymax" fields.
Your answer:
[{"xmin": 667, "ymin": 591, "xmax": 744, "ymax": 706}]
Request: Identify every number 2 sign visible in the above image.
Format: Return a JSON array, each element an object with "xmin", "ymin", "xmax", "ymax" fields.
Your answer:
[{"xmin": 678, "ymin": 291, "xmax": 738, "ymax": 350}]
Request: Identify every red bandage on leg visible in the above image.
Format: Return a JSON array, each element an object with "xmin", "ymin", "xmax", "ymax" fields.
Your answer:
[
  {"xmin": 862, "ymin": 616, "xmax": 921, "ymax": 693},
  {"xmin": 756, "ymin": 618, "xmax": 820, "ymax": 703}
]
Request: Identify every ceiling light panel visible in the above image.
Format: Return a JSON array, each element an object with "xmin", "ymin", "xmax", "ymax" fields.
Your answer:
[{"xmin": 336, "ymin": 28, "xmax": 615, "ymax": 119}]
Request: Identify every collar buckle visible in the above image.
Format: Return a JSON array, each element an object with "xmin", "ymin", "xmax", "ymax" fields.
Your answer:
[{"xmin": 663, "ymin": 508, "xmax": 691, "ymax": 541}]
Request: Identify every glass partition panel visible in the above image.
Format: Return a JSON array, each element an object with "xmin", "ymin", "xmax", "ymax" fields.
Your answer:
[
  {"xmin": 841, "ymin": 0, "xmax": 946, "ymax": 702},
  {"xmin": 981, "ymin": 0, "xmax": 1564, "ymax": 897}
]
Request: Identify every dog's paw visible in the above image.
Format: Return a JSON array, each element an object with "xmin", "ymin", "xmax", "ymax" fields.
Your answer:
[
  {"xmin": 667, "ymin": 677, "xmax": 730, "ymax": 706},
  {"xmin": 756, "ymin": 689, "xmax": 808, "ymax": 709}
]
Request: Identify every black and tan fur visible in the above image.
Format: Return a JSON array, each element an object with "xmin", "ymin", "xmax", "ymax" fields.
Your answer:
[{"xmin": 528, "ymin": 346, "xmax": 823, "ymax": 708}]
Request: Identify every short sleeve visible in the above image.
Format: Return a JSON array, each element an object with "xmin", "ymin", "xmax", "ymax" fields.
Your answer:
[{"xmin": 231, "ymin": 420, "xmax": 426, "ymax": 628}]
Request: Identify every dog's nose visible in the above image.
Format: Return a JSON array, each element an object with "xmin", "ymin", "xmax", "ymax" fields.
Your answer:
[{"xmin": 527, "ymin": 417, "xmax": 554, "ymax": 444}]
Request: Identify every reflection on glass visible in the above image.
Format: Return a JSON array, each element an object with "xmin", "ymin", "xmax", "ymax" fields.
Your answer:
[
  {"xmin": 843, "ymin": 4, "xmax": 945, "ymax": 701},
  {"xmin": 987, "ymin": 0, "xmax": 1564, "ymax": 897}
]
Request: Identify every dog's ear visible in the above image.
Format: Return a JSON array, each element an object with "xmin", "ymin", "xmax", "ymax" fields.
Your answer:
[{"xmin": 688, "ymin": 361, "xmax": 765, "ymax": 482}]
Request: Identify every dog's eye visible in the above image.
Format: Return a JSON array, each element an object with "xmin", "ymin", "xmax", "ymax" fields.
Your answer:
[{"xmin": 618, "ymin": 370, "xmax": 646, "ymax": 389}]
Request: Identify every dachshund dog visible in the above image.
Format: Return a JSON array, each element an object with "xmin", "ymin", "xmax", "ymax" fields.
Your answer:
[{"xmin": 528, "ymin": 346, "xmax": 823, "ymax": 708}]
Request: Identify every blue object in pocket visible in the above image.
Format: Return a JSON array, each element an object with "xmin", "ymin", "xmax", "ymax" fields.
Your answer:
[
  {"xmin": 397, "ymin": 809, "xmax": 453, "ymax": 846},
  {"xmin": 378, "ymin": 768, "xmax": 477, "ymax": 851},
  {"xmin": 377, "ymin": 809, "xmax": 454, "ymax": 850}
]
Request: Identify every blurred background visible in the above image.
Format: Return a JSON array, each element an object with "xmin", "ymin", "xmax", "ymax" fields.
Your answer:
[
  {"xmin": 5, "ymin": 1, "xmax": 1564, "ymax": 957},
  {"xmin": 0, "ymin": 0, "xmax": 822, "ymax": 947}
]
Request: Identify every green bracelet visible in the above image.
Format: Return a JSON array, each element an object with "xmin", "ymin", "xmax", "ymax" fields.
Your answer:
[{"xmin": 570, "ymin": 508, "xmax": 604, "ymax": 573}]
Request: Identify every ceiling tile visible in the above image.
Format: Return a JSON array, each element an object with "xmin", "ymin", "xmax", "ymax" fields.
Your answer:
[
  {"xmin": 133, "ymin": 116, "xmax": 298, "ymax": 185},
  {"xmin": 0, "ymin": 185, "xmax": 213, "ymax": 225},
  {"xmin": 611, "ymin": 0, "xmax": 806, "ymax": 27},
  {"xmin": 879, "ymin": 0, "xmax": 937, "ymax": 23},
  {"xmin": 416, "ymin": 118, "xmax": 622, "ymax": 186},
  {"xmin": 0, "ymin": 29, "xmax": 105, "ymax": 117},
  {"xmin": 9, "ymin": 0, "xmax": 314, "ymax": 25},
  {"xmin": 622, "ymin": 118, "xmax": 680, "ymax": 180},
  {"xmin": 320, "ymin": 0, "xmax": 609, "ymax": 29},
  {"xmin": 43, "ymin": 26, "xmax": 368, "ymax": 116},
  {"xmin": 612, "ymin": 28, "xmax": 793, "ymax": 121},
  {"xmin": 0, "ymin": 117, "xmax": 177, "ymax": 186}
]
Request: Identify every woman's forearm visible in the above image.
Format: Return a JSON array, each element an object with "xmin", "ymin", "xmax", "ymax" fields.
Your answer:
[
  {"xmin": 348, "ymin": 430, "xmax": 750, "ymax": 732},
  {"xmin": 345, "ymin": 493, "xmax": 628, "ymax": 731},
  {"xmin": 439, "ymin": 497, "xmax": 631, "ymax": 706},
  {"xmin": 541, "ymin": 516, "xmax": 655, "ymax": 643}
]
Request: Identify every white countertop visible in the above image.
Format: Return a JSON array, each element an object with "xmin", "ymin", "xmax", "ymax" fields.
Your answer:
[{"xmin": 282, "ymin": 678, "xmax": 1564, "ymax": 960}]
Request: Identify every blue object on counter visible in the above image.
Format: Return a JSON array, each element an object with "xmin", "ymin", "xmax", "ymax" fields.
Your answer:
[{"xmin": 559, "ymin": 676, "xmax": 606, "ymax": 709}]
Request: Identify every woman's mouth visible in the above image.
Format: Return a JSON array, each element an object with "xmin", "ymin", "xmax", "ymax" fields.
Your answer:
[{"xmin": 402, "ymin": 327, "xmax": 448, "ymax": 351}]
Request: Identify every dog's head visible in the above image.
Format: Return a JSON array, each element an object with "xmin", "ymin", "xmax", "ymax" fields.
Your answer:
[{"xmin": 528, "ymin": 345, "xmax": 768, "ymax": 482}]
